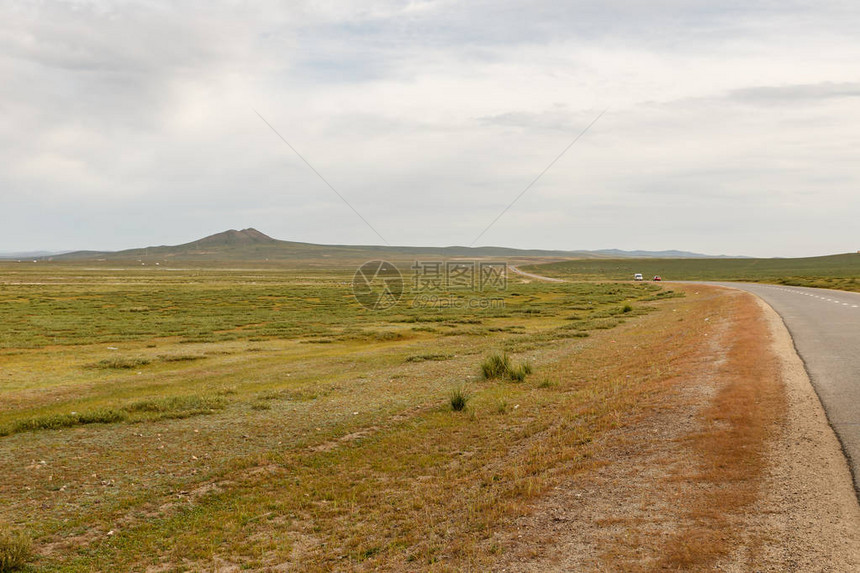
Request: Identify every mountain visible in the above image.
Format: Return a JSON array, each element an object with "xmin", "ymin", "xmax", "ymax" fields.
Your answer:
[
  {"xmin": 190, "ymin": 227, "xmax": 277, "ymax": 247},
  {"xmin": 44, "ymin": 228, "xmax": 739, "ymax": 264},
  {"xmin": 52, "ymin": 228, "xmax": 318, "ymax": 262}
]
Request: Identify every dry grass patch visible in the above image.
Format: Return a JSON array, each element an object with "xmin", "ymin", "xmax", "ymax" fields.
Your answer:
[
  {"xmin": 0, "ymin": 269, "xmax": 675, "ymax": 571},
  {"xmin": 0, "ymin": 526, "xmax": 31, "ymax": 572},
  {"xmin": 481, "ymin": 285, "xmax": 791, "ymax": 572},
  {"xmin": 655, "ymin": 292, "xmax": 786, "ymax": 571},
  {"xmin": 43, "ymin": 308, "xmax": 684, "ymax": 572}
]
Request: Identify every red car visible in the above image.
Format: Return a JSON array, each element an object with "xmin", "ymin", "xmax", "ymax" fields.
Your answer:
[{"xmin": 652, "ymin": 276, "xmax": 662, "ymax": 281}]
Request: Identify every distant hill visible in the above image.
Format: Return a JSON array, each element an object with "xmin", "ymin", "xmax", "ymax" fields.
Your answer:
[
  {"xmin": 529, "ymin": 252, "xmax": 860, "ymax": 285},
  {"xmin": 591, "ymin": 249, "xmax": 743, "ymax": 259},
  {"xmin": 0, "ymin": 250, "xmax": 71, "ymax": 260},
  {"xmin": 43, "ymin": 228, "xmax": 738, "ymax": 264}
]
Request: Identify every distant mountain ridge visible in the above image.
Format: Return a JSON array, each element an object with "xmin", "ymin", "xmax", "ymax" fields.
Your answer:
[
  {"xmin": 590, "ymin": 248, "xmax": 742, "ymax": 259},
  {"xmin": 33, "ymin": 228, "xmax": 741, "ymax": 262},
  {"xmin": 0, "ymin": 250, "xmax": 71, "ymax": 259}
]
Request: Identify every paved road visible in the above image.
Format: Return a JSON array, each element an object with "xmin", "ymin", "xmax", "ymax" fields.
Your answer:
[{"xmin": 702, "ymin": 282, "xmax": 860, "ymax": 494}]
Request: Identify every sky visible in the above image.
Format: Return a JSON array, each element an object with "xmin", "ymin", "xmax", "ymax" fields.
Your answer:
[{"xmin": 2, "ymin": 0, "xmax": 859, "ymax": 257}]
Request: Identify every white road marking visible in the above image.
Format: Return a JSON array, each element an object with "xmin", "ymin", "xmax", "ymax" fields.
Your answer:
[{"xmin": 767, "ymin": 286, "xmax": 860, "ymax": 309}]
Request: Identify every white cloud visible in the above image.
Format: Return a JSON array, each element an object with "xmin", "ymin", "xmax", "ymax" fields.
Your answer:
[{"xmin": 1, "ymin": 0, "xmax": 859, "ymax": 256}]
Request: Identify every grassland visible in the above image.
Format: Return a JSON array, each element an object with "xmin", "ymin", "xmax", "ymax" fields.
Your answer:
[
  {"xmin": 0, "ymin": 262, "xmax": 681, "ymax": 571},
  {"xmin": 525, "ymin": 252, "xmax": 860, "ymax": 292}
]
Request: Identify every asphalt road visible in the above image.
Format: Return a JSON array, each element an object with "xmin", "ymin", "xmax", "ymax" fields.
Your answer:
[{"xmin": 703, "ymin": 282, "xmax": 860, "ymax": 494}]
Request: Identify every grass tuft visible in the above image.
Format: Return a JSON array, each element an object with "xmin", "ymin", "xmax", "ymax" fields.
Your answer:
[
  {"xmin": 157, "ymin": 354, "xmax": 207, "ymax": 363},
  {"xmin": 89, "ymin": 357, "xmax": 151, "ymax": 369},
  {"xmin": 481, "ymin": 353, "xmax": 532, "ymax": 382},
  {"xmin": 405, "ymin": 353, "xmax": 454, "ymax": 363},
  {"xmin": 481, "ymin": 353, "xmax": 512, "ymax": 379},
  {"xmin": 508, "ymin": 363, "xmax": 531, "ymax": 382},
  {"xmin": 449, "ymin": 385, "xmax": 470, "ymax": 412},
  {"xmin": 0, "ymin": 527, "xmax": 32, "ymax": 572}
]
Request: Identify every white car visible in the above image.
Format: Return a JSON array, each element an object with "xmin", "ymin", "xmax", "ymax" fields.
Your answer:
[{"xmin": 633, "ymin": 273, "xmax": 643, "ymax": 281}]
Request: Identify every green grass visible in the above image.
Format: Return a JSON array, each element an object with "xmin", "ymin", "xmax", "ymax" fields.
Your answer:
[
  {"xmin": 1, "ymin": 395, "xmax": 229, "ymax": 436},
  {"xmin": 89, "ymin": 357, "xmax": 152, "ymax": 369},
  {"xmin": 481, "ymin": 353, "xmax": 533, "ymax": 382},
  {"xmin": 449, "ymin": 384, "xmax": 470, "ymax": 411},
  {"xmin": 525, "ymin": 252, "xmax": 860, "ymax": 292},
  {"xmin": 123, "ymin": 395, "xmax": 228, "ymax": 416},
  {"xmin": 509, "ymin": 361, "xmax": 533, "ymax": 382},
  {"xmin": 9, "ymin": 248, "xmax": 842, "ymax": 569},
  {"xmin": 404, "ymin": 353, "xmax": 454, "ymax": 363},
  {"xmin": 481, "ymin": 353, "xmax": 512, "ymax": 379},
  {"xmin": 4, "ymin": 408, "xmax": 128, "ymax": 434},
  {"xmin": 157, "ymin": 353, "xmax": 207, "ymax": 363},
  {"xmin": 0, "ymin": 263, "xmax": 673, "ymax": 571}
]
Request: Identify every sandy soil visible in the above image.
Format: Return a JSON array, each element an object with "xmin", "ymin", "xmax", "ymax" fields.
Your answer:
[{"xmin": 490, "ymin": 288, "xmax": 860, "ymax": 572}]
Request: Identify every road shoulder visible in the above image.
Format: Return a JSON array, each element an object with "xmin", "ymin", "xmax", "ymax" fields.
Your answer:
[
  {"xmin": 723, "ymin": 298, "xmax": 860, "ymax": 571},
  {"xmin": 491, "ymin": 286, "xmax": 860, "ymax": 571}
]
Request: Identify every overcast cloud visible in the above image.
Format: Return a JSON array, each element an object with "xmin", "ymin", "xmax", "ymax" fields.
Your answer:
[{"xmin": 2, "ymin": 0, "xmax": 859, "ymax": 256}]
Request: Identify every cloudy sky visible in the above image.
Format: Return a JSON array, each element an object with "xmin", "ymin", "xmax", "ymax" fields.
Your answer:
[{"xmin": 2, "ymin": 0, "xmax": 859, "ymax": 257}]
